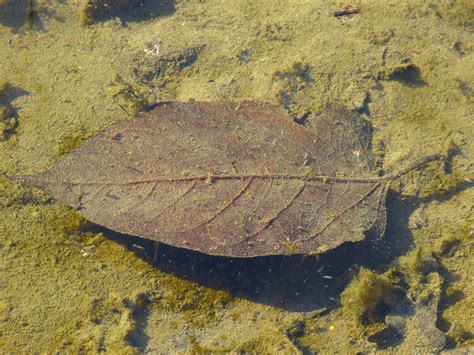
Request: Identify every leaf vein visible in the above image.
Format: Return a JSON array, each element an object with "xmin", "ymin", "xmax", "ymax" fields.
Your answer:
[
  {"xmin": 295, "ymin": 181, "xmax": 383, "ymax": 245},
  {"xmin": 175, "ymin": 178, "xmax": 254, "ymax": 233},
  {"xmin": 145, "ymin": 181, "xmax": 196, "ymax": 222},
  {"xmin": 227, "ymin": 182, "xmax": 306, "ymax": 247}
]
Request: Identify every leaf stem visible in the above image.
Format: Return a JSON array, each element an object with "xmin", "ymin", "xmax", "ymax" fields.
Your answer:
[{"xmin": 386, "ymin": 154, "xmax": 445, "ymax": 181}]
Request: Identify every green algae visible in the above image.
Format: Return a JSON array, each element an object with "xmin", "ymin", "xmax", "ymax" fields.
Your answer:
[
  {"xmin": 340, "ymin": 268, "xmax": 402, "ymax": 335},
  {"xmin": 398, "ymin": 247, "xmax": 439, "ymax": 296},
  {"xmin": 436, "ymin": 0, "xmax": 474, "ymax": 28},
  {"xmin": 153, "ymin": 274, "xmax": 233, "ymax": 328},
  {"xmin": 106, "ymin": 74, "xmax": 149, "ymax": 117},
  {"xmin": 54, "ymin": 128, "xmax": 94, "ymax": 158}
]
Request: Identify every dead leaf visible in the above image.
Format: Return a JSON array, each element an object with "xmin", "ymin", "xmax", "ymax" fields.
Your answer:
[{"xmin": 10, "ymin": 102, "xmax": 439, "ymax": 257}]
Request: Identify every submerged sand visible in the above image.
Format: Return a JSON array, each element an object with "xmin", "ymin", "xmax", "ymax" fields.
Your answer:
[{"xmin": 0, "ymin": 0, "xmax": 472, "ymax": 352}]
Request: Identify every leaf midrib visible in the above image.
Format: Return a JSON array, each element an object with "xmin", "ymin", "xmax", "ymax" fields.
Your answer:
[{"xmin": 46, "ymin": 173, "xmax": 385, "ymax": 186}]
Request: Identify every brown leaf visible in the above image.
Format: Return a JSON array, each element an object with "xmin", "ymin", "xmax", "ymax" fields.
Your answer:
[{"xmin": 13, "ymin": 102, "xmax": 398, "ymax": 257}]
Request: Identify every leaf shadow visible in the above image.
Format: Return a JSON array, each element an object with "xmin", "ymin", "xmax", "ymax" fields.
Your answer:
[{"xmin": 86, "ymin": 190, "xmax": 418, "ymax": 313}]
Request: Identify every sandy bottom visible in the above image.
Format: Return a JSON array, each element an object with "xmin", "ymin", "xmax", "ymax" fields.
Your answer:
[{"xmin": 0, "ymin": 0, "xmax": 472, "ymax": 352}]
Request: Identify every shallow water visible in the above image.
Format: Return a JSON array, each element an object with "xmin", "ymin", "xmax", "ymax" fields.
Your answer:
[{"xmin": 0, "ymin": 1, "xmax": 473, "ymax": 352}]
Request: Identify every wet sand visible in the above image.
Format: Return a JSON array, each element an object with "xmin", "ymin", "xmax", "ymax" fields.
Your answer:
[{"xmin": 0, "ymin": 1, "xmax": 472, "ymax": 352}]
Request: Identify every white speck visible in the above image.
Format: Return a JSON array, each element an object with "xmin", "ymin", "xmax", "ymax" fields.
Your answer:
[
  {"xmin": 144, "ymin": 43, "xmax": 160, "ymax": 57},
  {"xmin": 353, "ymin": 150, "xmax": 361, "ymax": 159}
]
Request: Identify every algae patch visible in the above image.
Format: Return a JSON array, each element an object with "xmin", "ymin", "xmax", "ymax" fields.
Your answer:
[
  {"xmin": 344, "ymin": 188, "xmax": 474, "ymax": 351},
  {"xmin": 54, "ymin": 128, "xmax": 94, "ymax": 158},
  {"xmin": 341, "ymin": 268, "xmax": 402, "ymax": 333},
  {"xmin": 106, "ymin": 74, "xmax": 150, "ymax": 117},
  {"xmin": 340, "ymin": 261, "xmax": 447, "ymax": 351}
]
